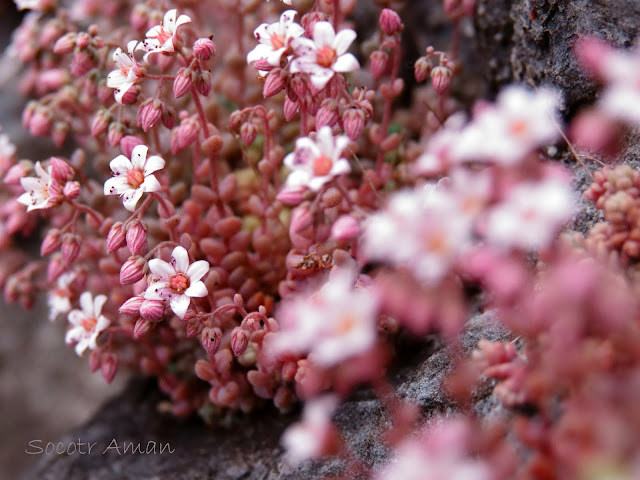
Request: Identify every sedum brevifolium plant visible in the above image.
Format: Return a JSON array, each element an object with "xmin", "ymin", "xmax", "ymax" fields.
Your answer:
[{"xmin": 4, "ymin": 0, "xmax": 640, "ymax": 477}]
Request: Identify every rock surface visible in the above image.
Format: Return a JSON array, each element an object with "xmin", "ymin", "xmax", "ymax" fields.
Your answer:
[{"xmin": 20, "ymin": 313, "xmax": 509, "ymax": 480}]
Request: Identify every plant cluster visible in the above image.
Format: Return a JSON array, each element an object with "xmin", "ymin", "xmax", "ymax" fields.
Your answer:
[{"xmin": 3, "ymin": 0, "xmax": 640, "ymax": 477}]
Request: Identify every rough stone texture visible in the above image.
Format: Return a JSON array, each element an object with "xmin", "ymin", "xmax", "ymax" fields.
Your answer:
[
  {"xmin": 475, "ymin": 0, "xmax": 640, "ymax": 114},
  {"xmin": 20, "ymin": 313, "xmax": 509, "ymax": 480}
]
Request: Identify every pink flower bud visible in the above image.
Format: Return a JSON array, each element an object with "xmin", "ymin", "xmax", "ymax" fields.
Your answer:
[
  {"xmin": 231, "ymin": 327, "xmax": 249, "ymax": 356},
  {"xmin": 276, "ymin": 185, "xmax": 307, "ymax": 206},
  {"xmin": 101, "ymin": 354, "xmax": 118, "ymax": 384},
  {"xmin": 41, "ymin": 228, "xmax": 62, "ymax": 256},
  {"xmin": 316, "ymin": 99, "xmax": 340, "ymax": 128},
  {"xmin": 342, "ymin": 108, "xmax": 366, "ymax": 141},
  {"xmin": 137, "ymin": 99, "xmax": 163, "ymax": 132},
  {"xmin": 290, "ymin": 204, "xmax": 314, "ymax": 234},
  {"xmin": 301, "ymin": 11, "xmax": 329, "ymax": 38},
  {"xmin": 462, "ymin": 0, "xmax": 476, "ymax": 16},
  {"xmin": 63, "ymin": 181, "xmax": 80, "ymax": 200},
  {"xmin": 89, "ymin": 351, "xmax": 101, "ymax": 372},
  {"xmin": 29, "ymin": 109, "xmax": 52, "ymax": 137},
  {"xmin": 379, "ymin": 8, "xmax": 403, "ymax": 35},
  {"xmin": 140, "ymin": 299, "xmax": 164, "ymax": 321},
  {"xmin": 4, "ymin": 161, "xmax": 30, "ymax": 185},
  {"xmin": 414, "ymin": 56, "xmax": 431, "ymax": 83},
  {"xmin": 194, "ymin": 37, "xmax": 216, "ymax": 60},
  {"xmin": 160, "ymin": 105, "xmax": 176, "ymax": 130},
  {"xmin": 119, "ymin": 296, "xmax": 144, "ymax": 315},
  {"xmin": 53, "ymin": 33, "xmax": 76, "ymax": 55},
  {"xmin": 70, "ymin": 50, "xmax": 95, "ymax": 77},
  {"xmin": 289, "ymin": 75, "xmax": 308, "ymax": 101},
  {"xmin": 51, "ymin": 122, "xmax": 68, "ymax": 148},
  {"xmin": 119, "ymin": 255, "xmax": 146, "ymax": 285},
  {"xmin": 119, "ymin": 85, "xmax": 138, "ymax": 105},
  {"xmin": 263, "ymin": 69, "xmax": 287, "ymax": 98},
  {"xmin": 106, "ymin": 222, "xmax": 127, "ymax": 253},
  {"xmin": 120, "ymin": 136, "xmax": 144, "ymax": 158},
  {"xmin": 213, "ymin": 303, "xmax": 237, "ymax": 322},
  {"xmin": 201, "ymin": 327, "xmax": 222, "ymax": 357},
  {"xmin": 370, "ymin": 50, "xmax": 389, "ymax": 79},
  {"xmin": 284, "ymin": 96, "xmax": 299, "ymax": 121},
  {"xmin": 61, "ymin": 234, "xmax": 80, "ymax": 265},
  {"xmin": 107, "ymin": 123, "xmax": 124, "ymax": 148},
  {"xmin": 47, "ymin": 254, "xmax": 66, "ymax": 282},
  {"xmin": 252, "ymin": 58, "xmax": 275, "ymax": 72},
  {"xmin": 431, "ymin": 66, "xmax": 452, "ymax": 96},
  {"xmin": 171, "ymin": 117, "xmax": 199, "ymax": 154},
  {"xmin": 130, "ymin": 4, "xmax": 149, "ymax": 32},
  {"xmin": 173, "ymin": 68, "xmax": 193, "ymax": 99},
  {"xmin": 39, "ymin": 69, "xmax": 69, "ymax": 93},
  {"xmin": 90, "ymin": 109, "xmax": 111, "ymax": 137},
  {"xmin": 574, "ymin": 37, "xmax": 612, "ymax": 78},
  {"xmin": 195, "ymin": 70, "xmax": 212, "ymax": 97},
  {"xmin": 50, "ymin": 157, "xmax": 74, "ymax": 183},
  {"xmin": 240, "ymin": 123, "xmax": 258, "ymax": 146},
  {"xmin": 134, "ymin": 318, "xmax": 153, "ymax": 339},
  {"xmin": 126, "ymin": 220, "xmax": 147, "ymax": 255},
  {"xmin": 331, "ymin": 215, "xmax": 361, "ymax": 240}
]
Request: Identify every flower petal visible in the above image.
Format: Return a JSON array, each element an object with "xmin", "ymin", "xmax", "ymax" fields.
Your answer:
[
  {"xmin": 148, "ymin": 258, "xmax": 175, "ymax": 278},
  {"xmin": 104, "ymin": 176, "xmax": 129, "ymax": 196},
  {"xmin": 130, "ymin": 145, "xmax": 148, "ymax": 170},
  {"xmin": 333, "ymin": 53, "xmax": 360, "ymax": 73},
  {"xmin": 163, "ymin": 9, "xmax": 177, "ymax": 32},
  {"xmin": 309, "ymin": 68, "xmax": 334, "ymax": 91},
  {"xmin": 185, "ymin": 281, "xmax": 207, "ymax": 298},
  {"xmin": 109, "ymin": 155, "xmax": 133, "ymax": 175},
  {"xmin": 175, "ymin": 14, "xmax": 191, "ymax": 30},
  {"xmin": 313, "ymin": 22, "xmax": 336, "ymax": 48},
  {"xmin": 170, "ymin": 294, "xmax": 190, "ymax": 319},
  {"xmin": 333, "ymin": 29, "xmax": 357, "ymax": 56},
  {"xmin": 171, "ymin": 246, "xmax": 189, "ymax": 273},
  {"xmin": 122, "ymin": 188, "xmax": 143, "ymax": 211},
  {"xmin": 143, "ymin": 155, "xmax": 165, "ymax": 175},
  {"xmin": 93, "ymin": 294, "xmax": 107, "ymax": 317},
  {"xmin": 145, "ymin": 281, "xmax": 170, "ymax": 300},
  {"xmin": 79, "ymin": 291, "xmax": 94, "ymax": 316},
  {"xmin": 186, "ymin": 260, "xmax": 209, "ymax": 282},
  {"xmin": 140, "ymin": 175, "xmax": 161, "ymax": 193}
]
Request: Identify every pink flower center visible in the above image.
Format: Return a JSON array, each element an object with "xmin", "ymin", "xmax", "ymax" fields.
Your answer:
[
  {"xmin": 312, "ymin": 154, "xmax": 333, "ymax": 176},
  {"xmin": 155, "ymin": 28, "xmax": 172, "ymax": 46},
  {"xmin": 316, "ymin": 46, "xmax": 337, "ymax": 68},
  {"xmin": 509, "ymin": 120, "xmax": 528, "ymax": 137},
  {"xmin": 169, "ymin": 273, "xmax": 190, "ymax": 293},
  {"xmin": 271, "ymin": 33, "xmax": 286, "ymax": 50},
  {"xmin": 126, "ymin": 169, "xmax": 145, "ymax": 189},
  {"xmin": 81, "ymin": 317, "xmax": 97, "ymax": 332}
]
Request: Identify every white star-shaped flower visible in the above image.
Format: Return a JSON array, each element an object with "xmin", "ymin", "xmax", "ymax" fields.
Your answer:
[
  {"xmin": 65, "ymin": 291, "xmax": 110, "ymax": 356},
  {"xmin": 17, "ymin": 161, "xmax": 58, "ymax": 212},
  {"xmin": 282, "ymin": 126, "xmax": 351, "ymax": 192},
  {"xmin": 107, "ymin": 40, "xmax": 143, "ymax": 104},
  {"xmin": 290, "ymin": 22, "xmax": 359, "ymax": 91},
  {"xmin": 144, "ymin": 246, "xmax": 209, "ymax": 319},
  {"xmin": 139, "ymin": 9, "xmax": 191, "ymax": 62},
  {"xmin": 247, "ymin": 10, "xmax": 304, "ymax": 69},
  {"xmin": 104, "ymin": 145, "xmax": 165, "ymax": 212}
]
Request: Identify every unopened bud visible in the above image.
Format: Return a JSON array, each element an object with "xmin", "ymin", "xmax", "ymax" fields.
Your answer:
[
  {"xmin": 201, "ymin": 327, "xmax": 222, "ymax": 356},
  {"xmin": 125, "ymin": 220, "xmax": 147, "ymax": 255},
  {"xmin": 370, "ymin": 50, "xmax": 389, "ymax": 79},
  {"xmin": 120, "ymin": 136, "xmax": 144, "ymax": 158},
  {"xmin": 194, "ymin": 37, "xmax": 216, "ymax": 60},
  {"xmin": 53, "ymin": 33, "xmax": 76, "ymax": 55},
  {"xmin": 276, "ymin": 185, "xmax": 306, "ymax": 206},
  {"xmin": 134, "ymin": 317, "xmax": 153, "ymax": 338},
  {"xmin": 240, "ymin": 123, "xmax": 258, "ymax": 146},
  {"xmin": 161, "ymin": 105, "xmax": 176, "ymax": 129},
  {"xmin": 195, "ymin": 71, "xmax": 212, "ymax": 97},
  {"xmin": 343, "ymin": 108, "xmax": 366, "ymax": 141},
  {"xmin": 173, "ymin": 68, "xmax": 193, "ymax": 99},
  {"xmin": 119, "ymin": 255, "xmax": 146, "ymax": 285},
  {"xmin": 231, "ymin": 327, "xmax": 249, "ymax": 356},
  {"xmin": 106, "ymin": 222, "xmax": 126, "ymax": 253},
  {"xmin": 284, "ymin": 96, "xmax": 299, "ymax": 121},
  {"xmin": 107, "ymin": 123, "xmax": 124, "ymax": 148},
  {"xmin": 91, "ymin": 108, "xmax": 111, "ymax": 137},
  {"xmin": 331, "ymin": 215, "xmax": 360, "ymax": 240},
  {"xmin": 137, "ymin": 98, "xmax": 163, "ymax": 132},
  {"xmin": 41, "ymin": 229, "xmax": 62, "ymax": 256},
  {"xmin": 263, "ymin": 68, "xmax": 287, "ymax": 98},
  {"xmin": 431, "ymin": 66, "xmax": 452, "ymax": 96},
  {"xmin": 29, "ymin": 109, "xmax": 52, "ymax": 137},
  {"xmin": 379, "ymin": 8, "xmax": 403, "ymax": 36},
  {"xmin": 50, "ymin": 157, "xmax": 74, "ymax": 183},
  {"xmin": 47, "ymin": 254, "xmax": 66, "ymax": 282},
  {"xmin": 101, "ymin": 354, "xmax": 118, "ymax": 384},
  {"xmin": 119, "ymin": 296, "xmax": 144, "ymax": 315},
  {"xmin": 61, "ymin": 234, "xmax": 81, "ymax": 265},
  {"xmin": 140, "ymin": 299, "xmax": 164, "ymax": 321},
  {"xmin": 414, "ymin": 56, "xmax": 431, "ymax": 83},
  {"xmin": 316, "ymin": 99, "xmax": 340, "ymax": 128}
]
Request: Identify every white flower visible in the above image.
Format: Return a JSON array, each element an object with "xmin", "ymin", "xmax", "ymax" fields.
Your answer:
[
  {"xmin": 247, "ymin": 10, "xmax": 304, "ymax": 69},
  {"xmin": 452, "ymin": 86, "xmax": 561, "ymax": 166},
  {"xmin": 17, "ymin": 161, "xmax": 58, "ymax": 211},
  {"xmin": 282, "ymin": 395, "xmax": 338, "ymax": 464},
  {"xmin": 291, "ymin": 22, "xmax": 359, "ymax": 91},
  {"xmin": 65, "ymin": 291, "xmax": 110, "ymax": 356},
  {"xmin": 139, "ymin": 9, "xmax": 191, "ymax": 62},
  {"xmin": 104, "ymin": 145, "xmax": 164, "ymax": 212},
  {"xmin": 273, "ymin": 268, "xmax": 378, "ymax": 366},
  {"xmin": 266, "ymin": 0, "xmax": 293, "ymax": 5},
  {"xmin": 144, "ymin": 246, "xmax": 209, "ymax": 319},
  {"xmin": 363, "ymin": 185, "xmax": 473, "ymax": 284},
  {"xmin": 14, "ymin": 0, "xmax": 42, "ymax": 10},
  {"xmin": 107, "ymin": 40, "xmax": 143, "ymax": 105},
  {"xmin": 485, "ymin": 178, "xmax": 575, "ymax": 250},
  {"xmin": 48, "ymin": 272, "xmax": 76, "ymax": 321},
  {"xmin": 283, "ymin": 126, "xmax": 351, "ymax": 192}
]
